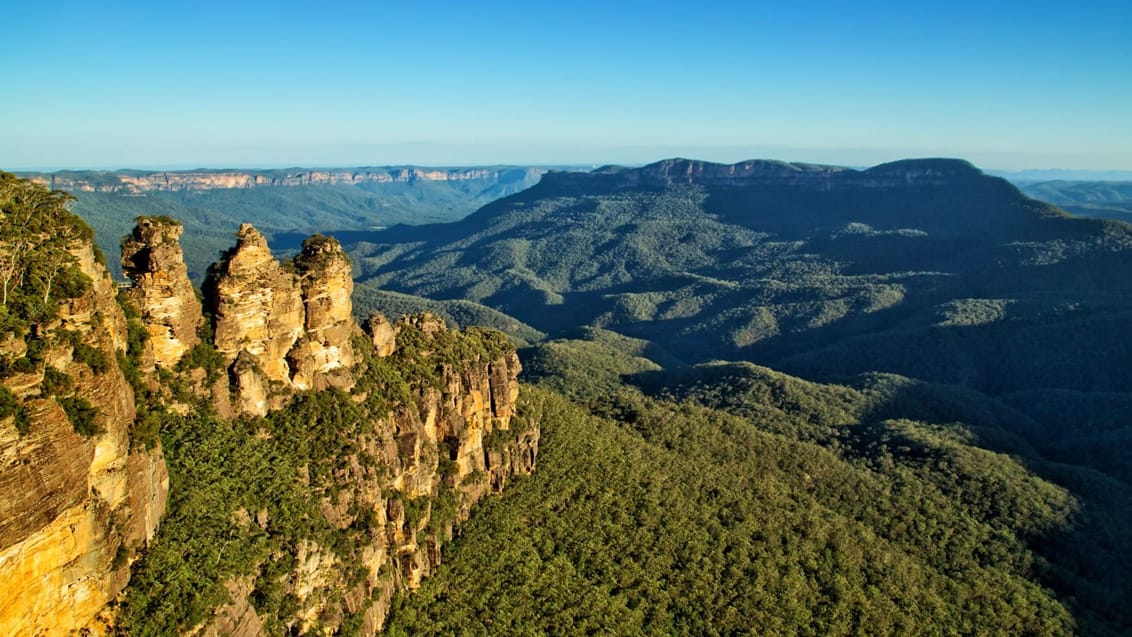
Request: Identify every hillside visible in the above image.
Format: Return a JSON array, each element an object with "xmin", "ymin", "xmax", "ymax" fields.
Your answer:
[
  {"xmin": 387, "ymin": 335, "xmax": 1131, "ymax": 635},
  {"xmin": 1017, "ymin": 180, "xmax": 1132, "ymax": 222},
  {"xmin": 350, "ymin": 158, "xmax": 1132, "ymax": 394}
]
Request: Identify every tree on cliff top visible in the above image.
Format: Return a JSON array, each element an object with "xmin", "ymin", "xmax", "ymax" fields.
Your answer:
[{"xmin": 0, "ymin": 171, "xmax": 92, "ymax": 334}]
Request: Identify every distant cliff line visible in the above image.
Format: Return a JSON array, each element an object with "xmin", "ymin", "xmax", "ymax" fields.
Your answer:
[{"xmin": 22, "ymin": 166, "xmax": 548, "ymax": 194}]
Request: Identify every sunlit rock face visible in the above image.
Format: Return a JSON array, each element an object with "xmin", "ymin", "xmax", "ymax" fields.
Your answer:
[
  {"xmin": 289, "ymin": 234, "xmax": 356, "ymax": 391},
  {"xmin": 0, "ymin": 241, "xmax": 167, "ymax": 635},
  {"xmin": 209, "ymin": 223, "xmax": 305, "ymax": 391},
  {"xmin": 205, "ymin": 225, "xmax": 360, "ymax": 415},
  {"xmin": 121, "ymin": 217, "xmax": 203, "ymax": 370}
]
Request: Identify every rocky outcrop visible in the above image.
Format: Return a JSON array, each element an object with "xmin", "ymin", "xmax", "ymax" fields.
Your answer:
[
  {"xmin": 366, "ymin": 314, "xmax": 397, "ymax": 357},
  {"xmin": 121, "ymin": 217, "xmax": 203, "ymax": 370},
  {"xmin": 0, "ymin": 239, "xmax": 168, "ymax": 635},
  {"xmin": 29, "ymin": 167, "xmax": 547, "ymax": 194},
  {"xmin": 2, "ymin": 205, "xmax": 537, "ymax": 636},
  {"xmin": 289, "ymin": 235, "xmax": 356, "ymax": 391},
  {"xmin": 205, "ymin": 225, "xmax": 358, "ymax": 415},
  {"xmin": 208, "ymin": 223, "xmax": 305, "ymax": 397},
  {"xmin": 200, "ymin": 315, "xmax": 537, "ymax": 636}
]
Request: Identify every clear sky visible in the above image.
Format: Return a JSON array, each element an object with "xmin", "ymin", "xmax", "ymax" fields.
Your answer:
[{"xmin": 2, "ymin": 0, "xmax": 1130, "ymax": 171}]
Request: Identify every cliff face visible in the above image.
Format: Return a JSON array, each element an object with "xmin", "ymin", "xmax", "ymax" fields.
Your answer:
[
  {"xmin": 30, "ymin": 167, "xmax": 546, "ymax": 194},
  {"xmin": 290, "ymin": 234, "xmax": 356, "ymax": 392},
  {"xmin": 207, "ymin": 224, "xmax": 307, "ymax": 415},
  {"xmin": 0, "ymin": 239, "xmax": 168, "ymax": 635}
]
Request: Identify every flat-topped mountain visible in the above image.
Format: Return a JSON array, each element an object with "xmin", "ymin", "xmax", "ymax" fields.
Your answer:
[
  {"xmin": 543, "ymin": 157, "xmax": 982, "ymax": 190},
  {"xmin": 352, "ymin": 157, "xmax": 1132, "ymax": 394}
]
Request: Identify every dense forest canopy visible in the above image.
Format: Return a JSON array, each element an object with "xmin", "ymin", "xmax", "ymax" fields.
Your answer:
[{"xmin": 5, "ymin": 160, "xmax": 1132, "ymax": 635}]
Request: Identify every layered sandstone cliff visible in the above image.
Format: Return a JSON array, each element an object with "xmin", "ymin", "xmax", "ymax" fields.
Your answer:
[
  {"xmin": 0, "ymin": 238, "xmax": 168, "ymax": 635},
  {"xmin": 289, "ymin": 234, "xmax": 356, "ymax": 391}
]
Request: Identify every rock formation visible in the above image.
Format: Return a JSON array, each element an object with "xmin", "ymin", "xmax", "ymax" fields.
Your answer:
[
  {"xmin": 289, "ymin": 234, "xmax": 356, "ymax": 391},
  {"xmin": 205, "ymin": 224, "xmax": 359, "ymax": 415},
  {"xmin": 366, "ymin": 313, "xmax": 397, "ymax": 357},
  {"xmin": 121, "ymin": 216, "xmax": 203, "ymax": 370},
  {"xmin": 1, "ymin": 204, "xmax": 538, "ymax": 635},
  {"xmin": 0, "ymin": 238, "xmax": 168, "ymax": 635},
  {"xmin": 208, "ymin": 223, "xmax": 305, "ymax": 395}
]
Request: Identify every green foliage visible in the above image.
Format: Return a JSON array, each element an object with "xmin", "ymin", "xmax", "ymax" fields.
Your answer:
[
  {"xmin": 59, "ymin": 395, "xmax": 101, "ymax": 436},
  {"xmin": 387, "ymin": 384, "xmax": 1079, "ymax": 635},
  {"xmin": 0, "ymin": 172, "xmax": 93, "ymax": 334},
  {"xmin": 40, "ymin": 366, "xmax": 73, "ymax": 395},
  {"xmin": 0, "ymin": 384, "xmax": 28, "ymax": 434},
  {"xmin": 176, "ymin": 340, "xmax": 225, "ymax": 376}
]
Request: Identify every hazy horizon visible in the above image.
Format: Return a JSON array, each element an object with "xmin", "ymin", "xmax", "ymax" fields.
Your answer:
[
  {"xmin": 3, "ymin": 1, "xmax": 1129, "ymax": 172},
  {"xmin": 14, "ymin": 156, "xmax": 1132, "ymax": 182}
]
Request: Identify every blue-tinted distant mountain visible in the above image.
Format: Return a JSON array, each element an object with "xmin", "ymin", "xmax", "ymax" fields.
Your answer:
[
  {"xmin": 1016, "ymin": 180, "xmax": 1132, "ymax": 222},
  {"xmin": 993, "ymin": 168, "xmax": 1132, "ymax": 182},
  {"xmin": 352, "ymin": 157, "xmax": 1132, "ymax": 395}
]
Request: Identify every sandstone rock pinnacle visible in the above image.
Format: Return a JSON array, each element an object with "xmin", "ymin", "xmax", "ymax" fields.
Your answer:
[
  {"xmin": 289, "ymin": 235, "xmax": 356, "ymax": 391},
  {"xmin": 120, "ymin": 217, "xmax": 203, "ymax": 369},
  {"xmin": 205, "ymin": 225, "xmax": 357, "ymax": 414}
]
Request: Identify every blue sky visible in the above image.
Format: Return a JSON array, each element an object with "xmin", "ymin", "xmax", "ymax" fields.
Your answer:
[{"xmin": 2, "ymin": 0, "xmax": 1130, "ymax": 171}]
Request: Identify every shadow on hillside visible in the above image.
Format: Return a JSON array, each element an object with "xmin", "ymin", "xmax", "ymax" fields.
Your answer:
[{"xmin": 627, "ymin": 360, "xmax": 1132, "ymax": 634}]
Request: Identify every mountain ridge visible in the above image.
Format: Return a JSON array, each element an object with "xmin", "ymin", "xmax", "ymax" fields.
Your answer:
[
  {"xmin": 538, "ymin": 157, "xmax": 987, "ymax": 191},
  {"xmin": 349, "ymin": 155, "xmax": 1132, "ymax": 393},
  {"xmin": 19, "ymin": 166, "xmax": 549, "ymax": 194}
]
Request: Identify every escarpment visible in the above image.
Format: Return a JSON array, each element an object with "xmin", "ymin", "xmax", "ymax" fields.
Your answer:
[
  {"xmin": 2, "ymin": 179, "xmax": 539, "ymax": 637},
  {"xmin": 0, "ymin": 178, "xmax": 169, "ymax": 635}
]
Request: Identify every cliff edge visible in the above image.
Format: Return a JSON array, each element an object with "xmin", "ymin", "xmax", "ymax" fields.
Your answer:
[{"xmin": 1, "ymin": 172, "xmax": 539, "ymax": 636}]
